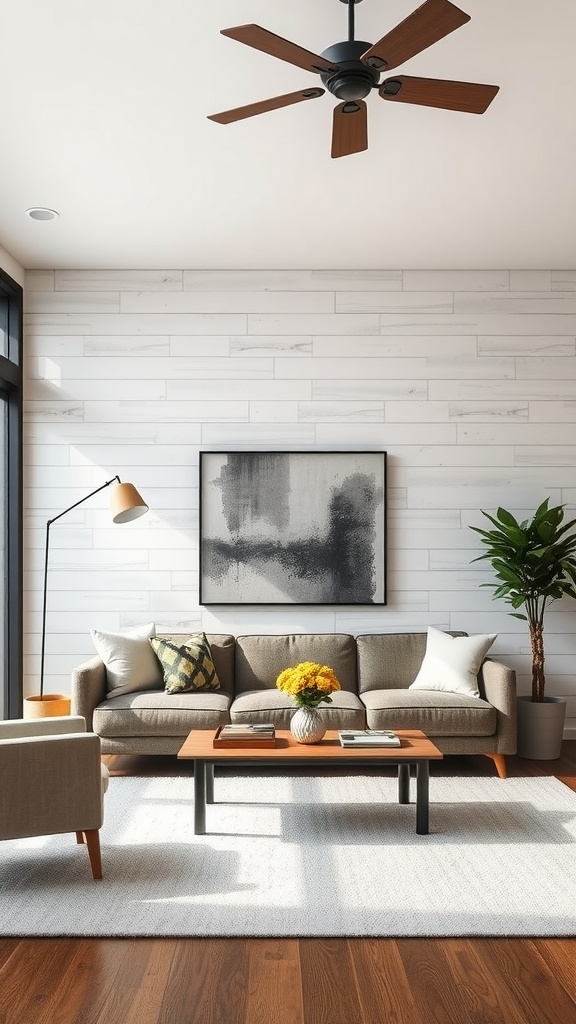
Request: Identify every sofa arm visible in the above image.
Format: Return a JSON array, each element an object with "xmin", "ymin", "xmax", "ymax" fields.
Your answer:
[
  {"xmin": 71, "ymin": 656, "xmax": 107, "ymax": 731},
  {"xmin": 0, "ymin": 732, "xmax": 104, "ymax": 840},
  {"xmin": 479, "ymin": 658, "xmax": 517, "ymax": 754}
]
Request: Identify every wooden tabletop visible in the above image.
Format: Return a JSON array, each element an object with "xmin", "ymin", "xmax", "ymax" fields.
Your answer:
[{"xmin": 178, "ymin": 729, "xmax": 443, "ymax": 762}]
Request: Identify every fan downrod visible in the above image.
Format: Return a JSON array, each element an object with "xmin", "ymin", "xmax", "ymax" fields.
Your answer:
[{"xmin": 322, "ymin": 0, "xmax": 378, "ymax": 102}]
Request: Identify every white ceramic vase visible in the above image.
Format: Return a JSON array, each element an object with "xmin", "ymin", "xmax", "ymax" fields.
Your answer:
[{"xmin": 290, "ymin": 706, "xmax": 326, "ymax": 744}]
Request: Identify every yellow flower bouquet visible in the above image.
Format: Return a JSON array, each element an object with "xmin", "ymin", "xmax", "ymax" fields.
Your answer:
[{"xmin": 276, "ymin": 661, "xmax": 341, "ymax": 708}]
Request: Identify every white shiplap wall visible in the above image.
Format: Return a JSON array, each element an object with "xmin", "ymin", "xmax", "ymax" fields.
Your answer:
[{"xmin": 23, "ymin": 268, "xmax": 576, "ymax": 737}]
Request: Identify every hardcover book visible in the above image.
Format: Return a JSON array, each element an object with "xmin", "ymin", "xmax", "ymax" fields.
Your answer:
[{"xmin": 213, "ymin": 724, "xmax": 276, "ymax": 748}]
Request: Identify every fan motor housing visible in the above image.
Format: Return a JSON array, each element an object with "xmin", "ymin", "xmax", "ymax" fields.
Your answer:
[{"xmin": 320, "ymin": 41, "xmax": 380, "ymax": 101}]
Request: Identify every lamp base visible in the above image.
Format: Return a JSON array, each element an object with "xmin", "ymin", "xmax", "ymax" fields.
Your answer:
[{"xmin": 23, "ymin": 694, "xmax": 72, "ymax": 719}]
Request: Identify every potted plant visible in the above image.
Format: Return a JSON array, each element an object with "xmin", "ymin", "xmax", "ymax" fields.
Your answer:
[
  {"xmin": 276, "ymin": 662, "xmax": 341, "ymax": 744},
  {"xmin": 470, "ymin": 498, "xmax": 576, "ymax": 759}
]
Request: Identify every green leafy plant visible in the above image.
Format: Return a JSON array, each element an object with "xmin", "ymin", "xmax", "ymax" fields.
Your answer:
[{"xmin": 470, "ymin": 499, "xmax": 576, "ymax": 702}]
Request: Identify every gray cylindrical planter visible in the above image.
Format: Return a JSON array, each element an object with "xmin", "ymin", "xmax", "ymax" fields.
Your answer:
[{"xmin": 516, "ymin": 695, "xmax": 567, "ymax": 760}]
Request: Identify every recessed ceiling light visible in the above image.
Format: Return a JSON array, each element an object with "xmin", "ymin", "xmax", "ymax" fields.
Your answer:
[{"xmin": 26, "ymin": 207, "xmax": 59, "ymax": 221}]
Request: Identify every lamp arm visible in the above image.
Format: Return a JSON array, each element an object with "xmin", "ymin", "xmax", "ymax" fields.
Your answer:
[
  {"xmin": 39, "ymin": 475, "xmax": 121, "ymax": 699},
  {"xmin": 46, "ymin": 476, "xmax": 121, "ymax": 527}
]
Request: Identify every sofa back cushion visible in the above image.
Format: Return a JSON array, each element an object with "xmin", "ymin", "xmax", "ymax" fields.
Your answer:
[
  {"xmin": 356, "ymin": 632, "xmax": 466, "ymax": 692},
  {"xmin": 235, "ymin": 634, "xmax": 358, "ymax": 694},
  {"xmin": 157, "ymin": 633, "xmax": 235, "ymax": 697}
]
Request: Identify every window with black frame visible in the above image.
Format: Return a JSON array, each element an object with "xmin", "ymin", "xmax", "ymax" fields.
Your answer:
[{"xmin": 0, "ymin": 267, "xmax": 23, "ymax": 719}]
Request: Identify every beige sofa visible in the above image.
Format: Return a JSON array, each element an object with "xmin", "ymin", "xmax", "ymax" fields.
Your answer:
[{"xmin": 71, "ymin": 631, "xmax": 517, "ymax": 778}]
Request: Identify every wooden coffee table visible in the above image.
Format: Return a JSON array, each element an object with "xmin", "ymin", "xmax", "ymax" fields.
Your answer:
[{"xmin": 177, "ymin": 729, "xmax": 443, "ymax": 836}]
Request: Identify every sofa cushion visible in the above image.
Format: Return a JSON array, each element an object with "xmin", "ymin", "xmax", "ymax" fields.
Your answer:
[
  {"xmin": 91, "ymin": 623, "xmax": 163, "ymax": 699},
  {"xmin": 235, "ymin": 634, "xmax": 358, "ymax": 694},
  {"xmin": 360, "ymin": 689, "xmax": 497, "ymax": 737},
  {"xmin": 409, "ymin": 627, "xmax": 496, "ymax": 698},
  {"xmin": 150, "ymin": 633, "xmax": 220, "ymax": 694},
  {"xmin": 231, "ymin": 688, "xmax": 366, "ymax": 730},
  {"xmin": 93, "ymin": 690, "xmax": 231, "ymax": 738},
  {"xmin": 156, "ymin": 633, "xmax": 236, "ymax": 697},
  {"xmin": 356, "ymin": 631, "xmax": 467, "ymax": 692}
]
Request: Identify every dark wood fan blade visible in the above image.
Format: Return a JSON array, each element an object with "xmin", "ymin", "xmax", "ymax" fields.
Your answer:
[
  {"xmin": 220, "ymin": 24, "xmax": 339, "ymax": 74},
  {"xmin": 379, "ymin": 76, "xmax": 499, "ymax": 113},
  {"xmin": 208, "ymin": 88, "xmax": 325, "ymax": 125},
  {"xmin": 361, "ymin": 0, "xmax": 470, "ymax": 73},
  {"xmin": 331, "ymin": 101, "xmax": 368, "ymax": 159}
]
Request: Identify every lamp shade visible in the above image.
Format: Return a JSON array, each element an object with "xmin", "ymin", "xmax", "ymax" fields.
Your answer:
[{"xmin": 109, "ymin": 482, "xmax": 149, "ymax": 524}]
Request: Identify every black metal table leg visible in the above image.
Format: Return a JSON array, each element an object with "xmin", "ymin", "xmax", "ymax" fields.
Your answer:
[
  {"xmin": 398, "ymin": 763, "xmax": 411, "ymax": 804},
  {"xmin": 206, "ymin": 763, "xmax": 214, "ymax": 804},
  {"xmin": 416, "ymin": 759, "xmax": 429, "ymax": 835},
  {"xmin": 194, "ymin": 759, "xmax": 207, "ymax": 835}
]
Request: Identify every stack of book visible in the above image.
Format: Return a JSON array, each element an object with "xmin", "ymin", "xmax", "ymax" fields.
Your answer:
[
  {"xmin": 213, "ymin": 723, "xmax": 276, "ymax": 748},
  {"xmin": 338, "ymin": 730, "xmax": 401, "ymax": 748}
]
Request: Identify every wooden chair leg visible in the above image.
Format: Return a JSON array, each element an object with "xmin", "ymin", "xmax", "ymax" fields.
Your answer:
[
  {"xmin": 485, "ymin": 753, "xmax": 507, "ymax": 779},
  {"xmin": 75, "ymin": 831, "xmax": 84, "ymax": 844},
  {"xmin": 84, "ymin": 829, "xmax": 103, "ymax": 880}
]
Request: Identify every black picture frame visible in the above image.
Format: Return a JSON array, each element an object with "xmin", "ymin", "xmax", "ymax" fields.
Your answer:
[{"xmin": 199, "ymin": 451, "xmax": 387, "ymax": 606}]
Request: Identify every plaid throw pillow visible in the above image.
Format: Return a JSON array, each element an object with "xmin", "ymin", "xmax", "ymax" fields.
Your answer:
[{"xmin": 150, "ymin": 634, "xmax": 220, "ymax": 694}]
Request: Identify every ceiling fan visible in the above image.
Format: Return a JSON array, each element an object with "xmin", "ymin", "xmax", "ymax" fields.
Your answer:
[{"xmin": 207, "ymin": 0, "xmax": 499, "ymax": 158}]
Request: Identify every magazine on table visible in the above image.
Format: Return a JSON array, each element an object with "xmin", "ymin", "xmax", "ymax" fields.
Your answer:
[{"xmin": 338, "ymin": 730, "xmax": 401, "ymax": 748}]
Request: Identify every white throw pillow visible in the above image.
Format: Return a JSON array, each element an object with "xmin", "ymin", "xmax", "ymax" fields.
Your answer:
[
  {"xmin": 409, "ymin": 627, "xmax": 496, "ymax": 698},
  {"xmin": 91, "ymin": 622, "xmax": 163, "ymax": 698}
]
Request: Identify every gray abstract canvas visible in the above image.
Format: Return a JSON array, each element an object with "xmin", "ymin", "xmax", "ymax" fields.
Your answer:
[{"xmin": 199, "ymin": 451, "xmax": 386, "ymax": 605}]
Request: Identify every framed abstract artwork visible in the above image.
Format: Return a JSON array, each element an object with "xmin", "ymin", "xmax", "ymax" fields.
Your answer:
[{"xmin": 199, "ymin": 451, "xmax": 387, "ymax": 606}]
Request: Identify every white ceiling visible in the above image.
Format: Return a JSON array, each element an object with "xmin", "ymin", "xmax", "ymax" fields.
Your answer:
[{"xmin": 1, "ymin": 0, "xmax": 575, "ymax": 271}]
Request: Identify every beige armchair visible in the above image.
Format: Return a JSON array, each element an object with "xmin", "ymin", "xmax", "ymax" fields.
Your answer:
[{"xmin": 0, "ymin": 714, "xmax": 108, "ymax": 879}]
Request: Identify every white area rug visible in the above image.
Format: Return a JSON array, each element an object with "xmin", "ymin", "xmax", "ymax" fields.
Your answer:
[{"xmin": 1, "ymin": 773, "xmax": 576, "ymax": 937}]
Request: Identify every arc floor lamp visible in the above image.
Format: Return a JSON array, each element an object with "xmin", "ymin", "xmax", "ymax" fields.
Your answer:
[{"xmin": 26, "ymin": 476, "xmax": 148, "ymax": 717}]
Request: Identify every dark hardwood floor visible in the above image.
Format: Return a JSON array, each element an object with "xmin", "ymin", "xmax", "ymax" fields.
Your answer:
[{"xmin": 1, "ymin": 743, "xmax": 575, "ymax": 1024}]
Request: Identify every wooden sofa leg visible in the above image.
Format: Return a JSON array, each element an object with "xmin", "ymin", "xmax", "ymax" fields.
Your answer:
[
  {"xmin": 75, "ymin": 831, "xmax": 84, "ymax": 844},
  {"xmin": 485, "ymin": 753, "xmax": 507, "ymax": 779},
  {"xmin": 84, "ymin": 829, "xmax": 103, "ymax": 880}
]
